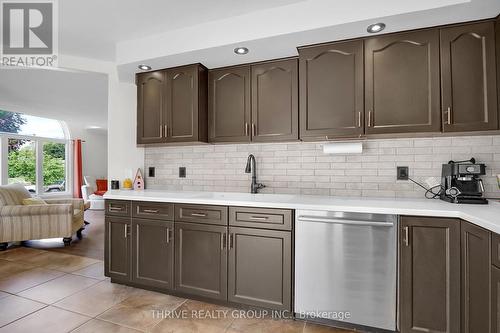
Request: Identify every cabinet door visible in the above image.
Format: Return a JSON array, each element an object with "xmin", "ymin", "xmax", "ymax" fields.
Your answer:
[
  {"xmin": 365, "ymin": 30, "xmax": 441, "ymax": 134},
  {"xmin": 208, "ymin": 66, "xmax": 251, "ymax": 143},
  {"xmin": 299, "ymin": 41, "xmax": 364, "ymax": 138},
  {"xmin": 441, "ymin": 22, "xmax": 498, "ymax": 132},
  {"xmin": 228, "ymin": 227, "xmax": 291, "ymax": 310},
  {"xmin": 461, "ymin": 220, "xmax": 491, "ymax": 333},
  {"xmin": 165, "ymin": 65, "xmax": 199, "ymax": 142},
  {"xmin": 493, "ymin": 233, "xmax": 500, "ymax": 268},
  {"xmin": 175, "ymin": 222, "xmax": 227, "ymax": 300},
  {"xmin": 497, "ymin": 17, "xmax": 500, "ymax": 121},
  {"xmin": 400, "ymin": 216, "xmax": 460, "ymax": 333},
  {"xmin": 104, "ymin": 216, "xmax": 131, "ymax": 282},
  {"xmin": 251, "ymin": 59, "xmax": 298, "ymax": 142},
  {"xmin": 493, "ymin": 266, "xmax": 500, "ymax": 333},
  {"xmin": 131, "ymin": 219, "xmax": 174, "ymax": 290},
  {"xmin": 137, "ymin": 71, "xmax": 166, "ymax": 144}
]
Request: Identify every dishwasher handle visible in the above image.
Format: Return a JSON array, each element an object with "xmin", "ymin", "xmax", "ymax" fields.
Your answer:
[{"xmin": 297, "ymin": 215, "xmax": 394, "ymax": 227}]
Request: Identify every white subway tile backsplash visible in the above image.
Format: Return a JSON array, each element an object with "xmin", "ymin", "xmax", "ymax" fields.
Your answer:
[{"xmin": 144, "ymin": 135, "xmax": 500, "ymax": 199}]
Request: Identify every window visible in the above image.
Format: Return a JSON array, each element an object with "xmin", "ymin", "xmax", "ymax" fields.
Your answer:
[
  {"xmin": 0, "ymin": 110, "xmax": 70, "ymax": 196},
  {"xmin": 8, "ymin": 139, "xmax": 36, "ymax": 192},
  {"xmin": 43, "ymin": 142, "xmax": 66, "ymax": 192}
]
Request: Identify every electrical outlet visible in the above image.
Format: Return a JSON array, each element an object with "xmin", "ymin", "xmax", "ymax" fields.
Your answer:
[
  {"xmin": 179, "ymin": 167, "xmax": 186, "ymax": 178},
  {"xmin": 148, "ymin": 167, "xmax": 155, "ymax": 178},
  {"xmin": 397, "ymin": 166, "xmax": 409, "ymax": 180}
]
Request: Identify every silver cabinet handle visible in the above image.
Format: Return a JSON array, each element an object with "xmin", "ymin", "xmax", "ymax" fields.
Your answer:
[
  {"xmin": 367, "ymin": 110, "xmax": 373, "ymax": 127},
  {"xmin": 109, "ymin": 205, "xmax": 123, "ymax": 212},
  {"xmin": 136, "ymin": 206, "xmax": 160, "ymax": 214},
  {"xmin": 249, "ymin": 216, "xmax": 268, "ymax": 221},
  {"xmin": 190, "ymin": 212, "xmax": 207, "ymax": 217},
  {"xmin": 252, "ymin": 123, "xmax": 256, "ymax": 137},
  {"xmin": 445, "ymin": 107, "xmax": 452, "ymax": 125},
  {"xmin": 358, "ymin": 111, "xmax": 362, "ymax": 128},
  {"xmin": 164, "ymin": 125, "xmax": 168, "ymax": 137},
  {"xmin": 124, "ymin": 224, "xmax": 128, "ymax": 238},
  {"xmin": 221, "ymin": 232, "xmax": 226, "ymax": 250},
  {"xmin": 166, "ymin": 227, "xmax": 170, "ymax": 244},
  {"xmin": 403, "ymin": 226, "xmax": 409, "ymax": 247},
  {"xmin": 229, "ymin": 233, "xmax": 234, "ymax": 249},
  {"xmin": 159, "ymin": 125, "xmax": 163, "ymax": 138},
  {"xmin": 297, "ymin": 216, "xmax": 394, "ymax": 227},
  {"xmin": 245, "ymin": 123, "xmax": 249, "ymax": 136}
]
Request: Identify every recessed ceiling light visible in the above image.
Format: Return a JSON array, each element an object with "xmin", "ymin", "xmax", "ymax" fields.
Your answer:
[
  {"xmin": 138, "ymin": 64, "xmax": 152, "ymax": 71},
  {"xmin": 367, "ymin": 23, "xmax": 386, "ymax": 33},
  {"xmin": 234, "ymin": 47, "xmax": 249, "ymax": 55}
]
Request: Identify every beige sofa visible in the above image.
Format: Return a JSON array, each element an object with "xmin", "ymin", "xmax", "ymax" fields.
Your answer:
[{"xmin": 0, "ymin": 184, "xmax": 85, "ymax": 250}]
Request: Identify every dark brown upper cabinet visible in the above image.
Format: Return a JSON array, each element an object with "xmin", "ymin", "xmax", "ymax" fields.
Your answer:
[
  {"xmin": 365, "ymin": 30, "xmax": 441, "ymax": 134},
  {"xmin": 137, "ymin": 71, "xmax": 165, "ymax": 144},
  {"xmin": 165, "ymin": 65, "xmax": 208, "ymax": 142},
  {"xmin": 251, "ymin": 59, "xmax": 298, "ymax": 142},
  {"xmin": 461, "ymin": 220, "xmax": 491, "ymax": 333},
  {"xmin": 299, "ymin": 40, "xmax": 364, "ymax": 139},
  {"xmin": 208, "ymin": 66, "xmax": 251, "ymax": 143},
  {"xmin": 400, "ymin": 216, "xmax": 461, "ymax": 333},
  {"xmin": 441, "ymin": 22, "xmax": 498, "ymax": 132},
  {"xmin": 497, "ymin": 16, "xmax": 500, "ymax": 120},
  {"xmin": 136, "ymin": 64, "xmax": 208, "ymax": 145}
]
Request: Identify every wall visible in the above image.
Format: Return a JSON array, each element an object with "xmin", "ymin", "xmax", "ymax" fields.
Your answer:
[
  {"xmin": 106, "ymin": 69, "xmax": 144, "ymax": 184},
  {"xmin": 144, "ymin": 135, "xmax": 500, "ymax": 199},
  {"xmin": 58, "ymin": 54, "xmax": 144, "ymax": 186},
  {"xmin": 67, "ymin": 125, "xmax": 108, "ymax": 179}
]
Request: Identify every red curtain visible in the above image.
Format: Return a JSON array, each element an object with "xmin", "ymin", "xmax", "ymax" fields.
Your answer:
[{"xmin": 73, "ymin": 139, "xmax": 83, "ymax": 198}]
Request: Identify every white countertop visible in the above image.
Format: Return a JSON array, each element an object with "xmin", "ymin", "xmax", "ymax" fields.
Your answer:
[{"xmin": 104, "ymin": 190, "xmax": 500, "ymax": 234}]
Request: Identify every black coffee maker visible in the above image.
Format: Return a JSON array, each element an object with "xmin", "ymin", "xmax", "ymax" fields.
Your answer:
[{"xmin": 440, "ymin": 158, "xmax": 487, "ymax": 204}]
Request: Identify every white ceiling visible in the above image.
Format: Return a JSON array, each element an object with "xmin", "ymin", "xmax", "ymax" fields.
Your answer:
[
  {"xmin": 60, "ymin": 0, "xmax": 305, "ymax": 61},
  {"xmin": 56, "ymin": 0, "xmax": 500, "ymax": 81},
  {"xmin": 59, "ymin": 0, "xmax": 500, "ymax": 65},
  {"xmin": 0, "ymin": 67, "xmax": 108, "ymax": 131}
]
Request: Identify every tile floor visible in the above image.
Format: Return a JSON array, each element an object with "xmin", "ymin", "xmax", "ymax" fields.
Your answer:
[
  {"xmin": 0, "ymin": 247, "xmax": 354, "ymax": 332},
  {"xmin": 24, "ymin": 209, "xmax": 105, "ymax": 260},
  {"xmin": 0, "ymin": 217, "xmax": 355, "ymax": 333}
]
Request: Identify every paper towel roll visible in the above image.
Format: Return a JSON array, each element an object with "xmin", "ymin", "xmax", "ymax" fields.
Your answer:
[{"xmin": 323, "ymin": 142, "xmax": 363, "ymax": 154}]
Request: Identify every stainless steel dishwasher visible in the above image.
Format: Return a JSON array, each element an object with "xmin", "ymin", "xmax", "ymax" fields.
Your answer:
[{"xmin": 295, "ymin": 210, "xmax": 397, "ymax": 331}]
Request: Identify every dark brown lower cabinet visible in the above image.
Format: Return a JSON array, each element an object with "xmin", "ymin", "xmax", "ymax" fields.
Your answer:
[
  {"xmin": 493, "ymin": 266, "xmax": 500, "ymax": 333},
  {"xmin": 131, "ymin": 218, "xmax": 174, "ymax": 289},
  {"xmin": 227, "ymin": 227, "xmax": 291, "ymax": 311},
  {"xmin": 175, "ymin": 222, "xmax": 227, "ymax": 300},
  {"xmin": 400, "ymin": 216, "xmax": 461, "ymax": 333},
  {"xmin": 461, "ymin": 221, "xmax": 491, "ymax": 333},
  {"xmin": 104, "ymin": 216, "xmax": 131, "ymax": 282}
]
